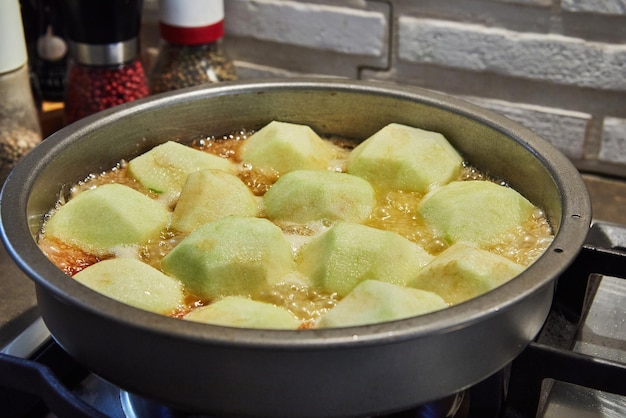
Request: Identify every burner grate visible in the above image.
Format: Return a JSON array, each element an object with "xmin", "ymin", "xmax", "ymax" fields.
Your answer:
[
  {"xmin": 504, "ymin": 223, "xmax": 626, "ymax": 418},
  {"xmin": 0, "ymin": 340, "xmax": 103, "ymax": 418}
]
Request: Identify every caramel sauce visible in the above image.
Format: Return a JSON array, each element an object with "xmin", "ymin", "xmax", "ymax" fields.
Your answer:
[
  {"xmin": 39, "ymin": 131, "xmax": 554, "ymax": 324},
  {"xmin": 38, "ymin": 236, "xmax": 101, "ymax": 276}
]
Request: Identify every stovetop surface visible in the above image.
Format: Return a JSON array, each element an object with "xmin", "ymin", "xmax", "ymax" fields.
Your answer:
[
  {"xmin": 1, "ymin": 174, "xmax": 625, "ymax": 418},
  {"xmin": 0, "ymin": 240, "xmax": 38, "ymax": 349},
  {"xmin": 542, "ymin": 273, "xmax": 626, "ymax": 418}
]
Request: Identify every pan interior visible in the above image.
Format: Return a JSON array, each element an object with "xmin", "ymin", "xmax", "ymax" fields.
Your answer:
[{"xmin": 3, "ymin": 79, "xmax": 590, "ymax": 344}]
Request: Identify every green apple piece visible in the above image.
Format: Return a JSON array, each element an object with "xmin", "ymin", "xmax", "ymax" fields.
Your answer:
[
  {"xmin": 239, "ymin": 121, "xmax": 336, "ymax": 175},
  {"xmin": 297, "ymin": 222, "xmax": 433, "ymax": 297},
  {"xmin": 184, "ymin": 296, "xmax": 301, "ymax": 329},
  {"xmin": 347, "ymin": 123, "xmax": 463, "ymax": 193},
  {"xmin": 128, "ymin": 141, "xmax": 237, "ymax": 202},
  {"xmin": 162, "ymin": 216, "xmax": 296, "ymax": 300},
  {"xmin": 263, "ymin": 170, "xmax": 375, "ymax": 224},
  {"xmin": 408, "ymin": 243, "xmax": 525, "ymax": 305},
  {"xmin": 171, "ymin": 169, "xmax": 259, "ymax": 233},
  {"xmin": 317, "ymin": 280, "xmax": 447, "ymax": 328},
  {"xmin": 419, "ymin": 180, "xmax": 536, "ymax": 247},
  {"xmin": 45, "ymin": 184, "xmax": 170, "ymax": 256},
  {"xmin": 73, "ymin": 258, "xmax": 184, "ymax": 314}
]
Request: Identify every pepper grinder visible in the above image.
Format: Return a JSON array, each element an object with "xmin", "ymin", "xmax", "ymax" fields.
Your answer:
[
  {"xmin": 0, "ymin": 0, "xmax": 43, "ymax": 183},
  {"xmin": 149, "ymin": 0, "xmax": 237, "ymax": 94},
  {"xmin": 60, "ymin": 0, "xmax": 149, "ymax": 123}
]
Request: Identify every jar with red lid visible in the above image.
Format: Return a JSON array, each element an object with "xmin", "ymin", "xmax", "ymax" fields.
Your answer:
[
  {"xmin": 60, "ymin": 0, "xmax": 149, "ymax": 124},
  {"xmin": 148, "ymin": 0, "xmax": 237, "ymax": 94}
]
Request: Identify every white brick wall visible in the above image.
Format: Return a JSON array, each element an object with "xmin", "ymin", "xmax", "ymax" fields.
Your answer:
[
  {"xmin": 142, "ymin": 0, "xmax": 626, "ymax": 177},
  {"xmin": 489, "ymin": 0, "xmax": 551, "ymax": 6},
  {"xmin": 600, "ymin": 117, "xmax": 626, "ymax": 165},
  {"xmin": 464, "ymin": 97, "xmax": 590, "ymax": 160},
  {"xmin": 562, "ymin": 0, "xmax": 626, "ymax": 15},
  {"xmin": 397, "ymin": 17, "xmax": 626, "ymax": 91},
  {"xmin": 225, "ymin": 0, "xmax": 387, "ymax": 56}
]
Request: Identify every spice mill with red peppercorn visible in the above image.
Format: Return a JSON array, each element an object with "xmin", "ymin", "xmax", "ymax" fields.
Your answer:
[{"xmin": 60, "ymin": 0, "xmax": 149, "ymax": 123}]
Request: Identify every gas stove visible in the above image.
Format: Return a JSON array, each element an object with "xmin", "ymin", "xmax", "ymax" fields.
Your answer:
[{"xmin": 0, "ymin": 221, "xmax": 625, "ymax": 418}]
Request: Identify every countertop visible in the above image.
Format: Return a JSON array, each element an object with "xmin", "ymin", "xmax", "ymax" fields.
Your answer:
[
  {"xmin": 582, "ymin": 174, "xmax": 626, "ymax": 226},
  {"xmin": 0, "ymin": 239, "xmax": 39, "ymax": 348}
]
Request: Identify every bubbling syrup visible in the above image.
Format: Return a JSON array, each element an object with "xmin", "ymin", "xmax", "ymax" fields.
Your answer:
[{"xmin": 38, "ymin": 130, "xmax": 554, "ymax": 324}]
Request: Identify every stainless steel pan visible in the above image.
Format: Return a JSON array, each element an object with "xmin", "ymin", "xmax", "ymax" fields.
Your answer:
[{"xmin": 0, "ymin": 79, "xmax": 591, "ymax": 417}]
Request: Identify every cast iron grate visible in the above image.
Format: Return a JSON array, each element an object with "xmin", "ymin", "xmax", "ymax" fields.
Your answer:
[{"xmin": 503, "ymin": 223, "xmax": 626, "ymax": 418}]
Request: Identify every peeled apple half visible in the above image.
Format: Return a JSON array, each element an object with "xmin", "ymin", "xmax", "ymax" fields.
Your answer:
[
  {"xmin": 419, "ymin": 180, "xmax": 536, "ymax": 247},
  {"xmin": 297, "ymin": 222, "xmax": 434, "ymax": 297},
  {"xmin": 162, "ymin": 216, "xmax": 296, "ymax": 300},
  {"xmin": 317, "ymin": 280, "xmax": 447, "ymax": 328},
  {"xmin": 240, "ymin": 120, "xmax": 337, "ymax": 175},
  {"xmin": 347, "ymin": 123, "xmax": 463, "ymax": 193},
  {"xmin": 128, "ymin": 141, "xmax": 237, "ymax": 203},
  {"xmin": 44, "ymin": 184, "xmax": 170, "ymax": 257},
  {"xmin": 263, "ymin": 169, "xmax": 376, "ymax": 224},
  {"xmin": 74, "ymin": 258, "xmax": 184, "ymax": 314},
  {"xmin": 408, "ymin": 243, "xmax": 525, "ymax": 305}
]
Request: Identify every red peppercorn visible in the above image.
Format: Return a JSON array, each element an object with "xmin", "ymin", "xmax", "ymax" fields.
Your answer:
[
  {"xmin": 65, "ymin": 59, "xmax": 149, "ymax": 123},
  {"xmin": 59, "ymin": 0, "xmax": 147, "ymax": 123}
]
